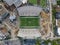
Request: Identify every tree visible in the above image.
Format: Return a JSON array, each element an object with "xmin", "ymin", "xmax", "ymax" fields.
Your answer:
[
  {"xmin": 37, "ymin": 0, "xmax": 40, "ymax": 5},
  {"xmin": 35, "ymin": 39, "xmax": 40, "ymax": 45},
  {"xmin": 57, "ymin": 0, "xmax": 60, "ymax": 5},
  {"xmin": 0, "ymin": 0, "xmax": 3, "ymax": 2}
]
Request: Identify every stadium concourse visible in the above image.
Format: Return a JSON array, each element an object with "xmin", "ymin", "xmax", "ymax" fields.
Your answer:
[{"xmin": 17, "ymin": 6, "xmax": 42, "ymax": 39}]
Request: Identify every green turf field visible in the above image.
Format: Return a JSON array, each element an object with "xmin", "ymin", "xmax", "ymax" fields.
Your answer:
[{"xmin": 20, "ymin": 16, "xmax": 39, "ymax": 27}]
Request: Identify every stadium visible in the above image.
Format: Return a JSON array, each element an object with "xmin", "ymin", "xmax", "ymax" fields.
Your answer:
[
  {"xmin": 17, "ymin": 6, "xmax": 42, "ymax": 39},
  {"xmin": 16, "ymin": 5, "xmax": 42, "ymax": 45}
]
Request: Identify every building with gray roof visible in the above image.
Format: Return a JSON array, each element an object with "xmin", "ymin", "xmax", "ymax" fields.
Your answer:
[
  {"xmin": 3, "ymin": 0, "xmax": 22, "ymax": 7},
  {"xmin": 56, "ymin": 12, "xmax": 60, "ymax": 19}
]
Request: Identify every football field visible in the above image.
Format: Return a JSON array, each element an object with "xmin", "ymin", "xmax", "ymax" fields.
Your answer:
[{"xmin": 20, "ymin": 16, "xmax": 39, "ymax": 27}]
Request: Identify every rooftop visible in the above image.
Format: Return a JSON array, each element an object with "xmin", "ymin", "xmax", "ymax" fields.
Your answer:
[{"xmin": 56, "ymin": 12, "xmax": 60, "ymax": 19}]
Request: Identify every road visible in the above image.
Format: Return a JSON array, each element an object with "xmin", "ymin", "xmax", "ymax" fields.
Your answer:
[{"xmin": 49, "ymin": 0, "xmax": 54, "ymax": 38}]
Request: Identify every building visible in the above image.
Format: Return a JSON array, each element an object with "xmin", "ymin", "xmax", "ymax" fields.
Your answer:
[
  {"xmin": 4, "ymin": 38, "xmax": 21, "ymax": 45},
  {"xmin": 57, "ymin": 27, "xmax": 60, "ymax": 36},
  {"xmin": 51, "ymin": 0, "xmax": 57, "ymax": 5},
  {"xmin": 56, "ymin": 12, "xmax": 60, "ymax": 19},
  {"xmin": 56, "ymin": 11, "xmax": 60, "ymax": 36},
  {"xmin": 0, "ymin": 3, "xmax": 9, "ymax": 23},
  {"xmin": 0, "ymin": 24, "xmax": 10, "ymax": 40},
  {"xmin": 0, "ymin": 38, "xmax": 21, "ymax": 45},
  {"xmin": 47, "ymin": 0, "xmax": 57, "ymax": 6},
  {"xmin": 3, "ymin": 0, "xmax": 27, "ymax": 8},
  {"xmin": 0, "ymin": 3, "xmax": 8, "ymax": 15}
]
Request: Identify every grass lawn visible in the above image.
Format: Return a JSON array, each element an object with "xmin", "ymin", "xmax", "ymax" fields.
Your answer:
[
  {"xmin": 57, "ymin": 0, "xmax": 60, "ymax": 5},
  {"xmin": 40, "ymin": 0, "xmax": 47, "ymax": 7},
  {"xmin": 28, "ymin": 0, "xmax": 37, "ymax": 4},
  {"xmin": 20, "ymin": 16, "xmax": 39, "ymax": 27},
  {"xmin": 51, "ymin": 39, "xmax": 60, "ymax": 45},
  {"xmin": 28, "ymin": 0, "xmax": 47, "ymax": 7},
  {"xmin": 43, "ymin": 39, "xmax": 60, "ymax": 45}
]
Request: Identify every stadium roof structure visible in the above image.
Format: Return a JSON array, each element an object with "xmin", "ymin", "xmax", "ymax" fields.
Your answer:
[
  {"xmin": 17, "ymin": 29, "xmax": 41, "ymax": 39},
  {"xmin": 17, "ymin": 6, "xmax": 42, "ymax": 16}
]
